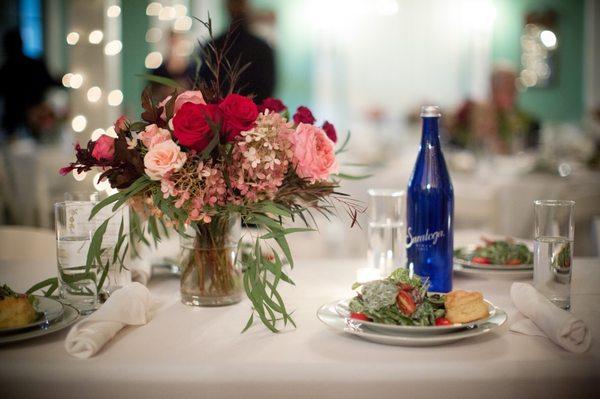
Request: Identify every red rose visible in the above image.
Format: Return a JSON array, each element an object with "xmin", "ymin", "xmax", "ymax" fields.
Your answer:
[
  {"xmin": 293, "ymin": 106, "xmax": 316, "ymax": 125},
  {"xmin": 219, "ymin": 94, "xmax": 258, "ymax": 142},
  {"xmin": 172, "ymin": 102, "xmax": 221, "ymax": 152},
  {"xmin": 91, "ymin": 135, "xmax": 115, "ymax": 161},
  {"xmin": 114, "ymin": 115, "xmax": 129, "ymax": 133},
  {"xmin": 322, "ymin": 121, "xmax": 337, "ymax": 143},
  {"xmin": 258, "ymin": 97, "xmax": 286, "ymax": 114}
]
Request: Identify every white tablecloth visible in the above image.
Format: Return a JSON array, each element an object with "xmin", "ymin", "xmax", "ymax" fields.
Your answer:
[{"xmin": 1, "ymin": 256, "xmax": 599, "ymax": 398}]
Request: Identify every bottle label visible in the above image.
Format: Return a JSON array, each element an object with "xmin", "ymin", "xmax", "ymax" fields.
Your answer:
[{"xmin": 406, "ymin": 227, "xmax": 445, "ymax": 249}]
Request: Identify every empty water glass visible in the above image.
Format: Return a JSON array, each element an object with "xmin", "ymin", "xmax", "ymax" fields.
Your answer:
[
  {"xmin": 533, "ymin": 200, "xmax": 575, "ymax": 309},
  {"xmin": 54, "ymin": 195, "xmax": 99, "ymax": 314},
  {"xmin": 367, "ymin": 189, "xmax": 406, "ymax": 277}
]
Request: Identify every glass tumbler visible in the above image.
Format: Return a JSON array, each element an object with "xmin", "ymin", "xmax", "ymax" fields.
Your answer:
[
  {"xmin": 54, "ymin": 196, "xmax": 99, "ymax": 314},
  {"xmin": 367, "ymin": 189, "xmax": 406, "ymax": 277},
  {"xmin": 533, "ymin": 200, "xmax": 575, "ymax": 309}
]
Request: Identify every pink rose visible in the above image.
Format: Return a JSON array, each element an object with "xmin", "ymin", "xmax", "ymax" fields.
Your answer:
[
  {"xmin": 139, "ymin": 124, "xmax": 171, "ymax": 148},
  {"xmin": 91, "ymin": 135, "xmax": 115, "ymax": 161},
  {"xmin": 160, "ymin": 90, "xmax": 206, "ymax": 120},
  {"xmin": 144, "ymin": 140, "xmax": 187, "ymax": 180},
  {"xmin": 289, "ymin": 123, "xmax": 338, "ymax": 182}
]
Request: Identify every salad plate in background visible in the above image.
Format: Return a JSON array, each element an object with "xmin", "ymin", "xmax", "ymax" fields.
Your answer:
[{"xmin": 454, "ymin": 237, "xmax": 533, "ymax": 271}]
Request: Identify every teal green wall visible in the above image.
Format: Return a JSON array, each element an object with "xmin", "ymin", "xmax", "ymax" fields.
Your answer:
[
  {"xmin": 241, "ymin": 0, "xmax": 315, "ymax": 110},
  {"xmin": 492, "ymin": 0, "xmax": 585, "ymax": 122},
  {"xmin": 121, "ymin": 0, "xmax": 149, "ymax": 118}
]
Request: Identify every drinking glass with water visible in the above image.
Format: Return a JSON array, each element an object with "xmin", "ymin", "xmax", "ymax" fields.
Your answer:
[
  {"xmin": 367, "ymin": 189, "xmax": 406, "ymax": 277},
  {"xmin": 533, "ymin": 200, "xmax": 575, "ymax": 309},
  {"xmin": 55, "ymin": 193, "xmax": 99, "ymax": 314}
]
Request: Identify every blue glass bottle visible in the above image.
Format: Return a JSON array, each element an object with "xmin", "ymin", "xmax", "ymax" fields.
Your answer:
[{"xmin": 406, "ymin": 106, "xmax": 454, "ymax": 293}]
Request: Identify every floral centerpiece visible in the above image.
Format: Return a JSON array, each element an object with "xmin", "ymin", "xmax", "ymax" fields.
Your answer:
[{"xmin": 55, "ymin": 20, "xmax": 362, "ymax": 332}]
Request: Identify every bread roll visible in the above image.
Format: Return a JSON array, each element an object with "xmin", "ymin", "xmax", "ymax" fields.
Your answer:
[{"xmin": 444, "ymin": 290, "xmax": 489, "ymax": 324}]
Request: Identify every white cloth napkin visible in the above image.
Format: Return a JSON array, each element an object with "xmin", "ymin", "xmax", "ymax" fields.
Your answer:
[
  {"xmin": 65, "ymin": 283, "xmax": 156, "ymax": 358},
  {"xmin": 130, "ymin": 236, "xmax": 180, "ymax": 285},
  {"xmin": 510, "ymin": 282, "xmax": 591, "ymax": 353}
]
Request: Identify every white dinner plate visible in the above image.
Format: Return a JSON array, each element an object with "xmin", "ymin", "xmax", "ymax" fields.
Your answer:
[
  {"xmin": 334, "ymin": 298, "xmax": 497, "ymax": 335},
  {"xmin": 0, "ymin": 303, "xmax": 79, "ymax": 344},
  {"xmin": 0, "ymin": 296, "xmax": 65, "ymax": 334},
  {"xmin": 317, "ymin": 301, "xmax": 507, "ymax": 347},
  {"xmin": 453, "ymin": 263, "xmax": 533, "ymax": 279},
  {"xmin": 454, "ymin": 257, "xmax": 533, "ymax": 271}
]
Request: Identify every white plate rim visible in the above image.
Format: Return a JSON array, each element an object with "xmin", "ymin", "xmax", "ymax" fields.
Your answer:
[
  {"xmin": 317, "ymin": 301, "xmax": 507, "ymax": 346},
  {"xmin": 453, "ymin": 263, "xmax": 533, "ymax": 279},
  {"xmin": 454, "ymin": 257, "xmax": 533, "ymax": 271}
]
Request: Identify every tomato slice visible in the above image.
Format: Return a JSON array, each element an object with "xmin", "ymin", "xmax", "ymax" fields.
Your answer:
[
  {"xmin": 471, "ymin": 256, "xmax": 491, "ymax": 264},
  {"xmin": 396, "ymin": 291, "xmax": 417, "ymax": 316},
  {"xmin": 350, "ymin": 312, "xmax": 370, "ymax": 321},
  {"xmin": 435, "ymin": 317, "xmax": 451, "ymax": 326}
]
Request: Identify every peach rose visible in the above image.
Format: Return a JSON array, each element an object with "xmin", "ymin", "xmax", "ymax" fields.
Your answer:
[
  {"xmin": 289, "ymin": 123, "xmax": 338, "ymax": 182},
  {"xmin": 160, "ymin": 90, "xmax": 206, "ymax": 120},
  {"xmin": 144, "ymin": 140, "xmax": 187, "ymax": 180},
  {"xmin": 139, "ymin": 124, "xmax": 171, "ymax": 148}
]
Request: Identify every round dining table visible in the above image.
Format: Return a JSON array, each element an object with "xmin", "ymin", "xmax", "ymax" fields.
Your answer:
[{"xmin": 0, "ymin": 253, "xmax": 599, "ymax": 398}]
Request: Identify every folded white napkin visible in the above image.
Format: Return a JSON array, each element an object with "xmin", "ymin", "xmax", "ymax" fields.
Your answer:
[
  {"xmin": 510, "ymin": 282, "xmax": 591, "ymax": 353},
  {"xmin": 65, "ymin": 283, "xmax": 156, "ymax": 359},
  {"xmin": 130, "ymin": 236, "xmax": 180, "ymax": 285}
]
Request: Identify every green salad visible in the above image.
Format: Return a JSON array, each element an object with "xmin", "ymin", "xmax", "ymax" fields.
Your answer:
[
  {"xmin": 348, "ymin": 269, "xmax": 449, "ymax": 326},
  {"xmin": 454, "ymin": 238, "xmax": 533, "ymax": 266}
]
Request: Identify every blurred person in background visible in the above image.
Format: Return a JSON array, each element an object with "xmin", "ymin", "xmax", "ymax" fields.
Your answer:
[
  {"xmin": 447, "ymin": 63, "xmax": 540, "ymax": 154},
  {"xmin": 0, "ymin": 28, "xmax": 60, "ymax": 142},
  {"xmin": 199, "ymin": 0, "xmax": 276, "ymax": 102},
  {"xmin": 150, "ymin": 30, "xmax": 194, "ymax": 99}
]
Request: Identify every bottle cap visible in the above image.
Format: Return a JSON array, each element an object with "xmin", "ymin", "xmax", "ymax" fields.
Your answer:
[{"xmin": 420, "ymin": 105, "xmax": 441, "ymax": 117}]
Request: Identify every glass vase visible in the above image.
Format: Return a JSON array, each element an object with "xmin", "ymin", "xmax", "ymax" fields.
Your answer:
[{"xmin": 179, "ymin": 214, "xmax": 243, "ymax": 306}]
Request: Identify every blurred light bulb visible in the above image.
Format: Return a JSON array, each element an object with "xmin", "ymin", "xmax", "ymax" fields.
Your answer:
[
  {"xmin": 146, "ymin": 2, "xmax": 162, "ymax": 16},
  {"xmin": 70, "ymin": 73, "xmax": 83, "ymax": 89},
  {"xmin": 72, "ymin": 115, "xmax": 87, "ymax": 132},
  {"xmin": 107, "ymin": 5, "xmax": 121, "ymax": 18},
  {"xmin": 159, "ymin": 6, "xmax": 176, "ymax": 20},
  {"xmin": 174, "ymin": 16, "xmax": 192, "ymax": 31},
  {"xmin": 87, "ymin": 86, "xmax": 102, "ymax": 102},
  {"xmin": 145, "ymin": 52, "xmax": 163, "ymax": 69},
  {"xmin": 174, "ymin": 4, "xmax": 187, "ymax": 17},
  {"xmin": 72, "ymin": 169, "xmax": 87, "ymax": 182},
  {"xmin": 107, "ymin": 90, "xmax": 123, "ymax": 106},
  {"xmin": 540, "ymin": 30, "xmax": 557, "ymax": 49},
  {"xmin": 62, "ymin": 73, "xmax": 73, "ymax": 88},
  {"xmin": 93, "ymin": 173, "xmax": 111, "ymax": 192},
  {"xmin": 91, "ymin": 128, "xmax": 106, "ymax": 141},
  {"xmin": 105, "ymin": 126, "xmax": 118, "ymax": 138},
  {"xmin": 66, "ymin": 32, "xmax": 79, "ymax": 45},
  {"xmin": 145, "ymin": 27, "xmax": 162, "ymax": 43},
  {"xmin": 104, "ymin": 40, "xmax": 122, "ymax": 56},
  {"xmin": 88, "ymin": 30, "xmax": 104, "ymax": 44}
]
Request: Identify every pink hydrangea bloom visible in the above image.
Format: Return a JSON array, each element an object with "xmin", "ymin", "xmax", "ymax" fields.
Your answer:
[
  {"xmin": 139, "ymin": 124, "xmax": 171, "ymax": 148},
  {"xmin": 144, "ymin": 140, "xmax": 187, "ymax": 180},
  {"xmin": 229, "ymin": 111, "xmax": 294, "ymax": 203},
  {"xmin": 289, "ymin": 123, "xmax": 338, "ymax": 182}
]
